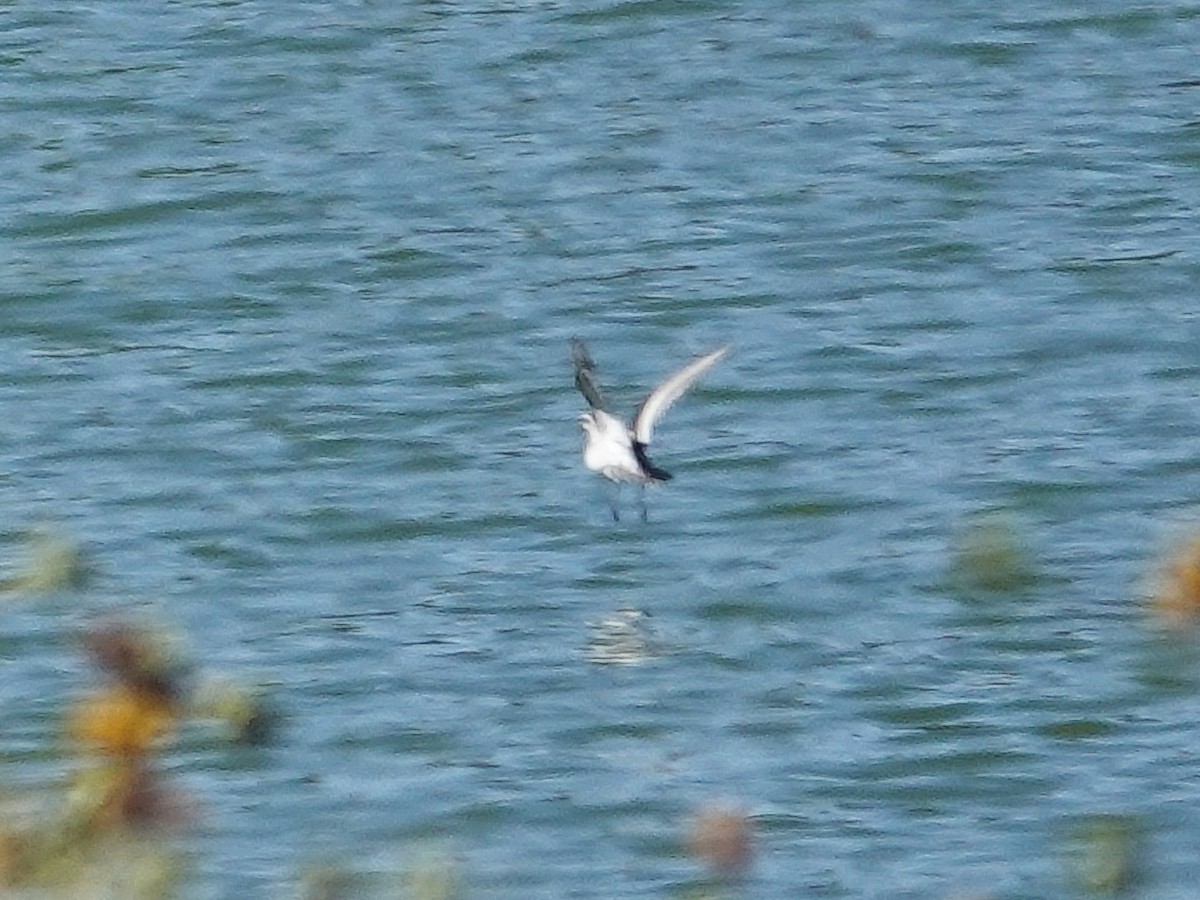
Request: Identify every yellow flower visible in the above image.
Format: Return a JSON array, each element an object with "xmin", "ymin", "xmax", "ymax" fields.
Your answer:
[
  {"xmin": 1151, "ymin": 535, "xmax": 1200, "ymax": 628},
  {"xmin": 69, "ymin": 687, "xmax": 176, "ymax": 758}
]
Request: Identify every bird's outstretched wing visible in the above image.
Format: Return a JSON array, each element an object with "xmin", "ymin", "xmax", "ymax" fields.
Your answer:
[
  {"xmin": 632, "ymin": 346, "xmax": 729, "ymax": 446},
  {"xmin": 570, "ymin": 339, "xmax": 609, "ymax": 411}
]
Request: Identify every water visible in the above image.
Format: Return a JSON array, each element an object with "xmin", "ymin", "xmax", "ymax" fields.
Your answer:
[{"xmin": 3, "ymin": 1, "xmax": 1200, "ymax": 896}]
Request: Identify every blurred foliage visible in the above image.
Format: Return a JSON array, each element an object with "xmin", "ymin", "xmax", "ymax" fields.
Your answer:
[
  {"xmin": 0, "ymin": 534, "xmax": 279, "ymax": 899},
  {"xmin": 298, "ymin": 863, "xmax": 362, "ymax": 900},
  {"xmin": 295, "ymin": 849, "xmax": 463, "ymax": 900},
  {"xmin": 403, "ymin": 848, "xmax": 464, "ymax": 900},
  {"xmin": 0, "ymin": 529, "xmax": 90, "ymax": 596},
  {"xmin": 69, "ymin": 685, "xmax": 176, "ymax": 759},
  {"xmin": 3, "ymin": 519, "xmax": 1187, "ymax": 898},
  {"xmin": 0, "ymin": 622, "xmax": 189, "ymax": 897},
  {"xmin": 949, "ymin": 512, "xmax": 1036, "ymax": 594},
  {"xmin": 1066, "ymin": 815, "xmax": 1141, "ymax": 895},
  {"xmin": 1148, "ymin": 533, "xmax": 1200, "ymax": 629},
  {"xmin": 686, "ymin": 804, "xmax": 754, "ymax": 878},
  {"xmin": 191, "ymin": 677, "xmax": 277, "ymax": 747}
]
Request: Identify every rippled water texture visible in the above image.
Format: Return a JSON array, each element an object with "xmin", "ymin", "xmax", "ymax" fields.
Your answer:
[{"xmin": 4, "ymin": 1, "xmax": 1200, "ymax": 897}]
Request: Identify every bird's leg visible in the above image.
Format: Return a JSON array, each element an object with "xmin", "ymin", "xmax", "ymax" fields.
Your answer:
[
  {"xmin": 608, "ymin": 483, "xmax": 621, "ymax": 522},
  {"xmin": 638, "ymin": 486, "xmax": 648, "ymax": 523}
]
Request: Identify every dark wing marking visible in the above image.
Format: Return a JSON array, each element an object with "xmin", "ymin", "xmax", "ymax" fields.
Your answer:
[
  {"xmin": 632, "ymin": 441, "xmax": 673, "ymax": 482},
  {"xmin": 570, "ymin": 338, "xmax": 608, "ymax": 411}
]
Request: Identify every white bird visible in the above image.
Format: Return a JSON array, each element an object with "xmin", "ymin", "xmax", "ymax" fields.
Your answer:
[{"xmin": 571, "ymin": 339, "xmax": 729, "ymax": 520}]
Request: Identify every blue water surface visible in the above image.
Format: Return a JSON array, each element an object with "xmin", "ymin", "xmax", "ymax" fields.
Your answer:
[{"xmin": 4, "ymin": 1, "xmax": 1200, "ymax": 897}]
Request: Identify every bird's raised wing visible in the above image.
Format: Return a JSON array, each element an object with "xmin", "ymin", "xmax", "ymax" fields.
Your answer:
[
  {"xmin": 632, "ymin": 346, "xmax": 729, "ymax": 445},
  {"xmin": 570, "ymin": 338, "xmax": 608, "ymax": 411}
]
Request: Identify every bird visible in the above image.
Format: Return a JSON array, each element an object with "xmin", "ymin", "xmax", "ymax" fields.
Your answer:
[{"xmin": 571, "ymin": 338, "xmax": 729, "ymax": 521}]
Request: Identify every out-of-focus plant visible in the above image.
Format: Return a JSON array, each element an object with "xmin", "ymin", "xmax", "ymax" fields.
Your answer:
[
  {"xmin": 0, "ymin": 621, "xmax": 191, "ymax": 897},
  {"xmin": 69, "ymin": 622, "xmax": 186, "ymax": 760},
  {"xmin": 949, "ymin": 512, "xmax": 1036, "ymax": 594},
  {"xmin": 191, "ymin": 677, "xmax": 277, "ymax": 747},
  {"xmin": 1066, "ymin": 814, "xmax": 1141, "ymax": 894},
  {"xmin": 0, "ymin": 528, "xmax": 90, "ymax": 596},
  {"xmin": 403, "ymin": 847, "xmax": 464, "ymax": 900},
  {"xmin": 1149, "ymin": 532, "xmax": 1200, "ymax": 629},
  {"xmin": 686, "ymin": 804, "xmax": 754, "ymax": 878},
  {"xmin": 295, "ymin": 848, "xmax": 463, "ymax": 900}
]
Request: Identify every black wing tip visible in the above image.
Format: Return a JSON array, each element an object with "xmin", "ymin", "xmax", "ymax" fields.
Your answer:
[{"xmin": 633, "ymin": 441, "xmax": 673, "ymax": 482}]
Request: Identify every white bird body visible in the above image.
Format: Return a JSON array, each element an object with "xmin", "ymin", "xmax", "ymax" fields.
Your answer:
[
  {"xmin": 580, "ymin": 408, "xmax": 647, "ymax": 484},
  {"xmin": 570, "ymin": 340, "xmax": 728, "ymax": 516}
]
